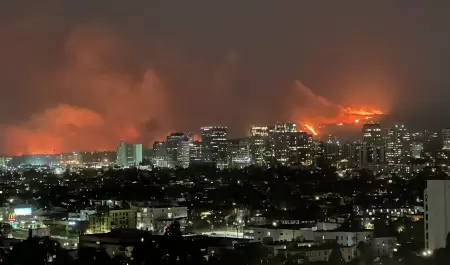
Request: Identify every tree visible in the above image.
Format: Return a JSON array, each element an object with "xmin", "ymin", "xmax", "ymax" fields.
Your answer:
[
  {"xmin": 328, "ymin": 244, "xmax": 345, "ymax": 265},
  {"xmin": 349, "ymin": 242, "xmax": 373, "ymax": 265},
  {"xmin": 435, "ymin": 232, "xmax": 450, "ymax": 264},
  {"xmin": 3, "ymin": 236, "xmax": 61, "ymax": 265}
]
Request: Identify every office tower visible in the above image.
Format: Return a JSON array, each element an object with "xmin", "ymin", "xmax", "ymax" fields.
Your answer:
[
  {"xmin": 152, "ymin": 141, "xmax": 168, "ymax": 168},
  {"xmin": 267, "ymin": 123, "xmax": 312, "ymax": 165},
  {"xmin": 423, "ymin": 131, "xmax": 440, "ymax": 154},
  {"xmin": 322, "ymin": 140, "xmax": 342, "ymax": 167},
  {"xmin": 442, "ymin": 129, "xmax": 450, "ymax": 150},
  {"xmin": 177, "ymin": 136, "xmax": 192, "ymax": 168},
  {"xmin": 424, "ymin": 179, "xmax": 450, "ymax": 251},
  {"xmin": 340, "ymin": 141, "xmax": 356, "ymax": 167},
  {"xmin": 166, "ymin": 132, "xmax": 192, "ymax": 168},
  {"xmin": 274, "ymin": 122, "xmax": 297, "ymax": 133},
  {"xmin": 360, "ymin": 123, "xmax": 385, "ymax": 167},
  {"xmin": 189, "ymin": 141, "xmax": 202, "ymax": 165},
  {"xmin": 311, "ymin": 140, "xmax": 324, "ymax": 166},
  {"xmin": 249, "ymin": 135, "xmax": 267, "ymax": 166},
  {"xmin": 227, "ymin": 138, "xmax": 251, "ymax": 169},
  {"xmin": 250, "ymin": 126, "xmax": 269, "ymax": 137},
  {"xmin": 116, "ymin": 140, "xmax": 143, "ymax": 167},
  {"xmin": 201, "ymin": 126, "xmax": 228, "ymax": 169},
  {"xmin": 411, "ymin": 142, "xmax": 424, "ymax": 159},
  {"xmin": 386, "ymin": 124, "xmax": 411, "ymax": 165},
  {"xmin": 249, "ymin": 125, "xmax": 269, "ymax": 166}
]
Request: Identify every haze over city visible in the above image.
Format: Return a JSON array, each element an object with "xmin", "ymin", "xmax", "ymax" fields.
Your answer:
[{"xmin": 1, "ymin": 1, "xmax": 450, "ymax": 155}]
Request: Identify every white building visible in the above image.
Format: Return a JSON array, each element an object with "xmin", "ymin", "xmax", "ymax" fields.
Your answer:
[
  {"xmin": 244, "ymin": 222, "xmax": 342, "ymax": 243},
  {"xmin": 116, "ymin": 141, "xmax": 143, "ymax": 167},
  {"xmin": 314, "ymin": 230, "xmax": 373, "ymax": 246},
  {"xmin": 137, "ymin": 206, "xmax": 188, "ymax": 234},
  {"xmin": 244, "ymin": 225, "xmax": 315, "ymax": 242},
  {"xmin": 424, "ymin": 179, "xmax": 450, "ymax": 250}
]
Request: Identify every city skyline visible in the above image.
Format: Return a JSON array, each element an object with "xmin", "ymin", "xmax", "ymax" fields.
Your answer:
[
  {"xmin": 0, "ymin": 120, "xmax": 443, "ymax": 156},
  {"xmin": 2, "ymin": 2, "xmax": 450, "ymax": 155}
]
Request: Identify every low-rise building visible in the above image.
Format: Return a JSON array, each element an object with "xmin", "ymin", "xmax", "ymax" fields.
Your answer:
[
  {"xmin": 244, "ymin": 224, "xmax": 316, "ymax": 242},
  {"xmin": 314, "ymin": 229, "xmax": 374, "ymax": 246},
  {"xmin": 372, "ymin": 236, "xmax": 397, "ymax": 257},
  {"xmin": 80, "ymin": 229, "xmax": 154, "ymax": 258},
  {"xmin": 137, "ymin": 206, "xmax": 188, "ymax": 234},
  {"xmin": 87, "ymin": 208, "xmax": 137, "ymax": 234},
  {"xmin": 276, "ymin": 244, "xmax": 356, "ymax": 263}
]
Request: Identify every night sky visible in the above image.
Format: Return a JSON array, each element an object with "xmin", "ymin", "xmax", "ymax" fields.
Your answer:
[{"xmin": 0, "ymin": 1, "xmax": 449, "ymax": 154}]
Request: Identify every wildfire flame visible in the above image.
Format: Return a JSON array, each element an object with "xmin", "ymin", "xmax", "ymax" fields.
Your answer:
[
  {"xmin": 299, "ymin": 107, "xmax": 384, "ymax": 136},
  {"xmin": 292, "ymin": 82, "xmax": 385, "ymax": 137},
  {"xmin": 342, "ymin": 108, "xmax": 384, "ymax": 117},
  {"xmin": 304, "ymin": 124, "xmax": 318, "ymax": 136}
]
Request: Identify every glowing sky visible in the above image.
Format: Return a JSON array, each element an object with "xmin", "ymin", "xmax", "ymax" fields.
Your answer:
[{"xmin": 0, "ymin": 1, "xmax": 449, "ymax": 154}]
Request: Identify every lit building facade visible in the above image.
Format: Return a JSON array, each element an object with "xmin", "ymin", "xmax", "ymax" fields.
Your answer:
[
  {"xmin": 116, "ymin": 141, "xmax": 143, "ymax": 167},
  {"xmin": 386, "ymin": 124, "xmax": 411, "ymax": 165},
  {"xmin": 411, "ymin": 142, "xmax": 424, "ymax": 159},
  {"xmin": 189, "ymin": 141, "xmax": 202, "ymax": 165},
  {"xmin": 227, "ymin": 138, "xmax": 251, "ymax": 169},
  {"xmin": 249, "ymin": 135, "xmax": 268, "ymax": 166},
  {"xmin": 322, "ymin": 140, "xmax": 342, "ymax": 167},
  {"xmin": 250, "ymin": 126, "xmax": 269, "ymax": 137},
  {"xmin": 442, "ymin": 129, "xmax": 450, "ymax": 150},
  {"xmin": 166, "ymin": 132, "xmax": 192, "ymax": 168},
  {"xmin": 201, "ymin": 126, "xmax": 228, "ymax": 169},
  {"xmin": 360, "ymin": 123, "xmax": 385, "ymax": 167},
  {"xmin": 152, "ymin": 141, "xmax": 168, "ymax": 168},
  {"xmin": 137, "ymin": 206, "xmax": 188, "ymax": 234},
  {"xmin": 267, "ymin": 123, "xmax": 312, "ymax": 166}
]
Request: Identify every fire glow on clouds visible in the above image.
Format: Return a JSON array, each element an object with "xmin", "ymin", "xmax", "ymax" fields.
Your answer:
[
  {"xmin": 2, "ymin": 26, "xmax": 169, "ymax": 155},
  {"xmin": 0, "ymin": 23, "xmax": 386, "ymax": 155}
]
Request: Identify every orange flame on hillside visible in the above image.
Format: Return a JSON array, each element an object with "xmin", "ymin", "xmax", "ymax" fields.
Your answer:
[
  {"xmin": 291, "ymin": 81, "xmax": 386, "ymax": 137},
  {"xmin": 304, "ymin": 124, "xmax": 318, "ymax": 136}
]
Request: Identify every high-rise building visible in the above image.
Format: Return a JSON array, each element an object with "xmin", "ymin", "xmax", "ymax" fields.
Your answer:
[
  {"xmin": 227, "ymin": 138, "xmax": 251, "ymax": 169},
  {"xmin": 166, "ymin": 133, "xmax": 192, "ymax": 168},
  {"xmin": 189, "ymin": 141, "xmax": 202, "ymax": 165},
  {"xmin": 322, "ymin": 140, "xmax": 342, "ymax": 167},
  {"xmin": 424, "ymin": 179, "xmax": 450, "ymax": 251},
  {"xmin": 341, "ymin": 141, "xmax": 360, "ymax": 168},
  {"xmin": 249, "ymin": 125, "xmax": 269, "ymax": 166},
  {"xmin": 152, "ymin": 141, "xmax": 168, "ymax": 168},
  {"xmin": 386, "ymin": 124, "xmax": 411, "ymax": 165},
  {"xmin": 274, "ymin": 122, "xmax": 297, "ymax": 133},
  {"xmin": 250, "ymin": 126, "xmax": 269, "ymax": 137},
  {"xmin": 116, "ymin": 141, "xmax": 143, "ymax": 167},
  {"xmin": 267, "ymin": 123, "xmax": 312, "ymax": 165},
  {"xmin": 177, "ymin": 136, "xmax": 192, "ymax": 168},
  {"xmin": 442, "ymin": 129, "xmax": 450, "ymax": 150},
  {"xmin": 411, "ymin": 142, "xmax": 424, "ymax": 159},
  {"xmin": 360, "ymin": 123, "xmax": 385, "ymax": 167},
  {"xmin": 249, "ymin": 135, "xmax": 267, "ymax": 166},
  {"xmin": 201, "ymin": 126, "xmax": 228, "ymax": 168}
]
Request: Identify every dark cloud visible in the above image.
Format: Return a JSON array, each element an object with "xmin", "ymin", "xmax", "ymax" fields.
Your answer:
[{"xmin": 0, "ymin": 1, "xmax": 449, "ymax": 154}]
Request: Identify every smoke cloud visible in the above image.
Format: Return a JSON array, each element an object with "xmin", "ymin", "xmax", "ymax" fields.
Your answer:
[
  {"xmin": 3, "ymin": 1, "xmax": 449, "ymax": 154},
  {"xmin": 0, "ymin": 22, "xmax": 250, "ymax": 155}
]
